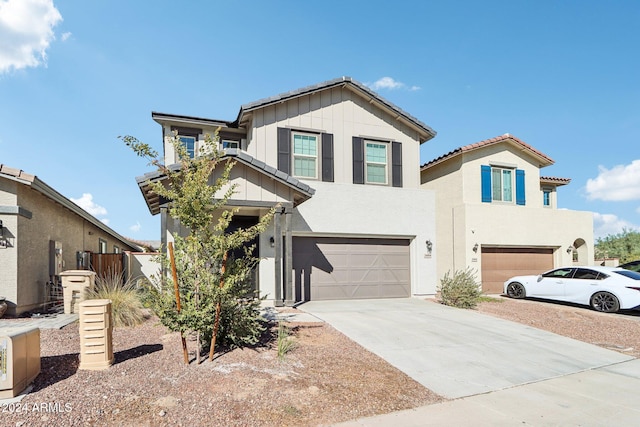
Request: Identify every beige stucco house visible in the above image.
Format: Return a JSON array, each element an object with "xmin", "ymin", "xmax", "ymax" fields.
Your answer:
[
  {"xmin": 0, "ymin": 165, "xmax": 140, "ymax": 316},
  {"xmin": 137, "ymin": 77, "xmax": 439, "ymax": 305},
  {"xmin": 420, "ymin": 134, "xmax": 594, "ymax": 293}
]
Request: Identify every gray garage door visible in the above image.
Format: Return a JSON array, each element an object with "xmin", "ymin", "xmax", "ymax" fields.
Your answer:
[
  {"xmin": 481, "ymin": 247, "xmax": 554, "ymax": 294},
  {"xmin": 292, "ymin": 237, "xmax": 411, "ymax": 301}
]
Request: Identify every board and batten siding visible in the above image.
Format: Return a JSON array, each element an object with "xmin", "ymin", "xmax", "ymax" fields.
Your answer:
[{"xmin": 246, "ymin": 86, "xmax": 423, "ymax": 189}]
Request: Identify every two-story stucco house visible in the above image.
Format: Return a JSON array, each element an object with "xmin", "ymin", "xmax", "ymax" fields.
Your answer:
[
  {"xmin": 420, "ymin": 134, "xmax": 594, "ymax": 293},
  {"xmin": 137, "ymin": 77, "xmax": 439, "ymax": 306}
]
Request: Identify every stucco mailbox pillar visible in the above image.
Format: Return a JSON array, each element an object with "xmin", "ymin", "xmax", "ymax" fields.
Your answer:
[
  {"xmin": 78, "ymin": 299, "xmax": 113, "ymax": 370},
  {"xmin": 60, "ymin": 270, "xmax": 96, "ymax": 314}
]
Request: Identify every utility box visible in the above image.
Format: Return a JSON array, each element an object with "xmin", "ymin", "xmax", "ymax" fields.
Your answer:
[
  {"xmin": 0, "ymin": 327, "xmax": 41, "ymax": 399},
  {"xmin": 61, "ymin": 270, "xmax": 96, "ymax": 314},
  {"xmin": 78, "ymin": 299, "xmax": 113, "ymax": 370}
]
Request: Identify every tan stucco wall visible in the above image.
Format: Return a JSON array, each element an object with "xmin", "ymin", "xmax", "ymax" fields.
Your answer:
[
  {"xmin": 421, "ymin": 142, "xmax": 594, "ymax": 284},
  {"xmin": 0, "ymin": 178, "xmax": 19, "ymax": 308},
  {"xmin": 1, "ymin": 183, "xmax": 137, "ymax": 315}
]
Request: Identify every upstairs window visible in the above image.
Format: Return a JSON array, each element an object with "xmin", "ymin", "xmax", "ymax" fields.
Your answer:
[
  {"xmin": 365, "ymin": 142, "xmax": 388, "ymax": 184},
  {"xmin": 221, "ymin": 139, "xmax": 240, "ymax": 149},
  {"xmin": 543, "ymin": 188, "xmax": 551, "ymax": 207},
  {"xmin": 352, "ymin": 137, "xmax": 402, "ymax": 187},
  {"xmin": 481, "ymin": 165, "xmax": 525, "ymax": 205},
  {"xmin": 179, "ymin": 136, "xmax": 196, "ymax": 159},
  {"xmin": 491, "ymin": 167, "xmax": 513, "ymax": 202},
  {"xmin": 292, "ymin": 132, "xmax": 318, "ymax": 179},
  {"xmin": 277, "ymin": 128, "xmax": 334, "ymax": 182}
]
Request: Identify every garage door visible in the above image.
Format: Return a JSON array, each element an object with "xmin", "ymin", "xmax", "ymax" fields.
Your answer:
[
  {"xmin": 292, "ymin": 237, "xmax": 411, "ymax": 301},
  {"xmin": 481, "ymin": 247, "xmax": 554, "ymax": 294}
]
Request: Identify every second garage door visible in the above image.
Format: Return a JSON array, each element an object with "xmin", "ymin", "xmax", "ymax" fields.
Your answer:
[
  {"xmin": 481, "ymin": 247, "xmax": 554, "ymax": 294},
  {"xmin": 292, "ymin": 237, "xmax": 411, "ymax": 301}
]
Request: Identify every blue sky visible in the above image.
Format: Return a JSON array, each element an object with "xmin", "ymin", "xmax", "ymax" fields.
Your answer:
[{"xmin": 1, "ymin": 0, "xmax": 639, "ymax": 241}]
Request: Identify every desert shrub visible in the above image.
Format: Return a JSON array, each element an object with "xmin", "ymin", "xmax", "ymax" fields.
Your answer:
[
  {"xmin": 438, "ymin": 268, "xmax": 481, "ymax": 309},
  {"xmin": 276, "ymin": 321, "xmax": 296, "ymax": 361},
  {"xmin": 88, "ymin": 271, "xmax": 146, "ymax": 327}
]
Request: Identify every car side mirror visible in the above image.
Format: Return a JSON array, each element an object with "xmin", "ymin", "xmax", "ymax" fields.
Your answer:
[{"xmin": 537, "ymin": 275, "xmax": 543, "ymax": 282}]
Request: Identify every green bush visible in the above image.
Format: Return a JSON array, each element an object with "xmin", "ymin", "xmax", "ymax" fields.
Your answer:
[
  {"xmin": 88, "ymin": 271, "xmax": 147, "ymax": 327},
  {"xmin": 437, "ymin": 268, "xmax": 481, "ymax": 309}
]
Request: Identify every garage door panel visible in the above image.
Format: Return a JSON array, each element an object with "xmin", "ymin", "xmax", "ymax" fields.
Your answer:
[
  {"xmin": 481, "ymin": 248, "xmax": 553, "ymax": 294},
  {"xmin": 293, "ymin": 237, "xmax": 411, "ymax": 300}
]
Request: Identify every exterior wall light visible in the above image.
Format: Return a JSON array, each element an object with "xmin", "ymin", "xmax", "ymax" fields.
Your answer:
[
  {"xmin": 473, "ymin": 243, "xmax": 479, "ymax": 253},
  {"xmin": 269, "ymin": 236, "xmax": 275, "ymax": 248},
  {"xmin": 567, "ymin": 245, "xmax": 575, "ymax": 254},
  {"xmin": 425, "ymin": 239, "xmax": 433, "ymax": 254}
]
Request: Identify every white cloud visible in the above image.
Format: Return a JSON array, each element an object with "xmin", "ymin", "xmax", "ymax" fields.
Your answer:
[
  {"xmin": 0, "ymin": 0, "xmax": 63, "ymax": 73},
  {"xmin": 129, "ymin": 222, "xmax": 141, "ymax": 233},
  {"xmin": 585, "ymin": 160, "xmax": 640, "ymax": 201},
  {"xmin": 593, "ymin": 212, "xmax": 639, "ymax": 239},
  {"xmin": 71, "ymin": 193, "xmax": 108, "ymax": 217},
  {"xmin": 100, "ymin": 218, "xmax": 110, "ymax": 226},
  {"xmin": 60, "ymin": 31, "xmax": 71, "ymax": 41},
  {"xmin": 366, "ymin": 76, "xmax": 420, "ymax": 92}
]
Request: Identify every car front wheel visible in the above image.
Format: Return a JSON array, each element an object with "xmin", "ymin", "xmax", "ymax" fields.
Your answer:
[
  {"xmin": 590, "ymin": 292, "xmax": 620, "ymax": 313},
  {"xmin": 506, "ymin": 282, "xmax": 526, "ymax": 299}
]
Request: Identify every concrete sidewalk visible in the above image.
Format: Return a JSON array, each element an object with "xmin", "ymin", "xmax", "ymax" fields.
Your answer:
[
  {"xmin": 0, "ymin": 313, "xmax": 78, "ymax": 329},
  {"xmin": 334, "ymin": 359, "xmax": 640, "ymax": 426},
  {"xmin": 301, "ymin": 298, "xmax": 632, "ymax": 399}
]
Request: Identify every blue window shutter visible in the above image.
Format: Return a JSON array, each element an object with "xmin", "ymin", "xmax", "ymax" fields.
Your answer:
[
  {"xmin": 481, "ymin": 165, "xmax": 492, "ymax": 203},
  {"xmin": 516, "ymin": 169, "xmax": 526, "ymax": 205}
]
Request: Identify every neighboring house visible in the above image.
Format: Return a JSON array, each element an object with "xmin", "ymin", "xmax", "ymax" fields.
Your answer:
[
  {"xmin": 420, "ymin": 134, "xmax": 594, "ymax": 293},
  {"xmin": 0, "ymin": 165, "xmax": 141, "ymax": 316},
  {"xmin": 137, "ymin": 77, "xmax": 439, "ymax": 306}
]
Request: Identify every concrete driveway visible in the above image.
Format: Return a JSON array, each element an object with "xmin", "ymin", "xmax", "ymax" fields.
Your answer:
[{"xmin": 300, "ymin": 298, "xmax": 633, "ymax": 399}]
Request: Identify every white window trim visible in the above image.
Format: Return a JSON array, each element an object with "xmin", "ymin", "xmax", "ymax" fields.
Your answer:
[
  {"xmin": 292, "ymin": 131, "xmax": 319, "ymax": 179},
  {"xmin": 365, "ymin": 141, "xmax": 389, "ymax": 185},
  {"xmin": 542, "ymin": 187, "xmax": 553, "ymax": 208},
  {"xmin": 491, "ymin": 166, "xmax": 515, "ymax": 203},
  {"xmin": 178, "ymin": 135, "xmax": 197, "ymax": 159},
  {"xmin": 221, "ymin": 139, "xmax": 240, "ymax": 150},
  {"xmin": 98, "ymin": 238, "xmax": 107, "ymax": 254}
]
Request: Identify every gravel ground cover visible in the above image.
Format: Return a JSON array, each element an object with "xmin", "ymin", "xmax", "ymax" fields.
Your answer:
[
  {"xmin": 1, "ymin": 316, "xmax": 442, "ymax": 427},
  {"xmin": 475, "ymin": 295, "xmax": 640, "ymax": 357},
  {"xmin": 3, "ymin": 296, "xmax": 639, "ymax": 426}
]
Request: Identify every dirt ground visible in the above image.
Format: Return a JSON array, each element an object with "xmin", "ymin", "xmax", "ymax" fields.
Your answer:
[
  {"xmin": 4, "ymin": 296, "xmax": 640, "ymax": 426},
  {"xmin": 1, "ymin": 316, "xmax": 443, "ymax": 427}
]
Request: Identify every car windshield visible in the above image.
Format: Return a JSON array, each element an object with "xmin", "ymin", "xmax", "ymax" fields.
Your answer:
[{"xmin": 613, "ymin": 270, "xmax": 640, "ymax": 280}]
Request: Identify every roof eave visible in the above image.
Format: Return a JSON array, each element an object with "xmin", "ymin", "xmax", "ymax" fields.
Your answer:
[{"xmin": 236, "ymin": 77, "xmax": 437, "ymax": 143}]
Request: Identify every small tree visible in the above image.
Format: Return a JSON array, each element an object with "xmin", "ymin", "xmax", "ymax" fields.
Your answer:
[{"xmin": 121, "ymin": 131, "xmax": 275, "ymax": 361}]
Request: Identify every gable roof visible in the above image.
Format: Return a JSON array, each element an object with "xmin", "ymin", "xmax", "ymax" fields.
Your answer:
[
  {"xmin": 421, "ymin": 134, "xmax": 555, "ymax": 170},
  {"xmin": 136, "ymin": 149, "xmax": 316, "ymax": 215},
  {"xmin": 0, "ymin": 164, "xmax": 142, "ymax": 251},
  {"xmin": 237, "ymin": 77, "xmax": 437, "ymax": 143}
]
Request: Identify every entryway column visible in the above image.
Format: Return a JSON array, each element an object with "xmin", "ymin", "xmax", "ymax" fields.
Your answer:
[
  {"xmin": 273, "ymin": 208, "xmax": 283, "ymax": 307},
  {"xmin": 284, "ymin": 208, "xmax": 294, "ymax": 306}
]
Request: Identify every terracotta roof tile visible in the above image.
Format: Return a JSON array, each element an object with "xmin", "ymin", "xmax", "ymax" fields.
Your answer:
[
  {"xmin": 421, "ymin": 134, "xmax": 555, "ymax": 170},
  {"xmin": 0, "ymin": 164, "xmax": 35, "ymax": 182},
  {"xmin": 540, "ymin": 176, "xmax": 571, "ymax": 186}
]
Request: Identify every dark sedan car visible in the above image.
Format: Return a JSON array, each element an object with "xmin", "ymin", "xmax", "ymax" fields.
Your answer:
[{"xmin": 619, "ymin": 260, "xmax": 640, "ymax": 272}]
